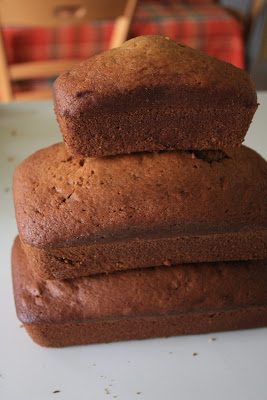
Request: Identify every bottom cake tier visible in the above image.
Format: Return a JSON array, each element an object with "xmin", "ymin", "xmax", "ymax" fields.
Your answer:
[{"xmin": 12, "ymin": 237, "xmax": 267, "ymax": 347}]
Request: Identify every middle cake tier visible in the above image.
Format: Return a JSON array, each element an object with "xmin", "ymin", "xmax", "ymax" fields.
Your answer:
[{"xmin": 13, "ymin": 143, "xmax": 267, "ymax": 279}]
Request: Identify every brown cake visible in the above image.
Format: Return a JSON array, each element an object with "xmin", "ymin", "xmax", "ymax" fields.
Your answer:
[
  {"xmin": 54, "ymin": 35, "xmax": 257, "ymax": 157},
  {"xmin": 12, "ymin": 238, "xmax": 267, "ymax": 347},
  {"xmin": 13, "ymin": 143, "xmax": 267, "ymax": 279}
]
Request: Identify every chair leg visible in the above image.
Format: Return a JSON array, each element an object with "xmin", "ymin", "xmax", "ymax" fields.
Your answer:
[
  {"xmin": 0, "ymin": 30, "xmax": 13, "ymax": 102},
  {"xmin": 109, "ymin": 0, "xmax": 137, "ymax": 49}
]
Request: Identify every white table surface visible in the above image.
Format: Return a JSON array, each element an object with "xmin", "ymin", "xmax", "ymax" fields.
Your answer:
[{"xmin": 0, "ymin": 93, "xmax": 267, "ymax": 400}]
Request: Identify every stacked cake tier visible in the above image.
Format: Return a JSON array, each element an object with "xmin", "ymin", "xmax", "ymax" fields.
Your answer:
[{"xmin": 12, "ymin": 238, "xmax": 267, "ymax": 347}]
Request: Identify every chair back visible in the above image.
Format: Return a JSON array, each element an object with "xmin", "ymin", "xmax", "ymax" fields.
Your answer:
[
  {"xmin": 0, "ymin": 0, "xmax": 127, "ymax": 26},
  {"xmin": 0, "ymin": 0, "xmax": 137, "ymax": 102}
]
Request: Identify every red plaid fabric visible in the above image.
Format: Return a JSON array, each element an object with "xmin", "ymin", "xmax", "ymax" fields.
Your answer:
[
  {"xmin": 132, "ymin": 2, "xmax": 244, "ymax": 67},
  {"xmin": 2, "ymin": 1, "xmax": 244, "ymax": 94}
]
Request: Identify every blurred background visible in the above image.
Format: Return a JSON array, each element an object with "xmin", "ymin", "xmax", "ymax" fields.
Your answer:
[{"xmin": 0, "ymin": 0, "xmax": 266, "ymax": 102}]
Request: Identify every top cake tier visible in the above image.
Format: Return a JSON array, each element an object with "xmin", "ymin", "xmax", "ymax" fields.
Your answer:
[{"xmin": 54, "ymin": 35, "xmax": 257, "ymax": 158}]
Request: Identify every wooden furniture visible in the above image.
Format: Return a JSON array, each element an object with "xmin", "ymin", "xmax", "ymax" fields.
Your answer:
[{"xmin": 0, "ymin": 0, "xmax": 137, "ymax": 102}]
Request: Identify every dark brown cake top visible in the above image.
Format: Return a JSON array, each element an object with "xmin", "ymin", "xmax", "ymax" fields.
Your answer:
[
  {"xmin": 54, "ymin": 35, "xmax": 257, "ymax": 114},
  {"xmin": 13, "ymin": 143, "xmax": 267, "ymax": 248}
]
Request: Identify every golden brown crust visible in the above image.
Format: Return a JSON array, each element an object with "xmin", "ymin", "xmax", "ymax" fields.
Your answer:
[
  {"xmin": 12, "ymin": 238, "xmax": 267, "ymax": 347},
  {"xmin": 13, "ymin": 237, "xmax": 267, "ymax": 324},
  {"xmin": 23, "ymin": 229, "xmax": 267, "ymax": 279},
  {"xmin": 24, "ymin": 307, "xmax": 267, "ymax": 347},
  {"xmin": 13, "ymin": 143, "xmax": 267, "ymax": 248},
  {"xmin": 54, "ymin": 36, "xmax": 257, "ymax": 157}
]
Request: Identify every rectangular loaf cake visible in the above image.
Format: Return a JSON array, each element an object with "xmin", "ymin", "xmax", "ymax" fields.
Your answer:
[
  {"xmin": 53, "ymin": 36, "xmax": 257, "ymax": 157},
  {"xmin": 12, "ymin": 237, "xmax": 267, "ymax": 347},
  {"xmin": 13, "ymin": 143, "xmax": 267, "ymax": 279}
]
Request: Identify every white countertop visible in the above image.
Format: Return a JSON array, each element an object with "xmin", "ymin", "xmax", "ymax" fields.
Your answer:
[{"xmin": 0, "ymin": 92, "xmax": 267, "ymax": 400}]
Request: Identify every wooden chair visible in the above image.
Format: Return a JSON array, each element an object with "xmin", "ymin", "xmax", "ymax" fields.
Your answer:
[{"xmin": 0, "ymin": 0, "xmax": 137, "ymax": 102}]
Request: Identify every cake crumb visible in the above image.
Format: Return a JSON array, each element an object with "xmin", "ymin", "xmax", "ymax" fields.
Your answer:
[
  {"xmin": 10, "ymin": 129, "xmax": 17, "ymax": 136},
  {"xmin": 113, "ymin": 396, "xmax": 118, "ymax": 399},
  {"xmin": 7, "ymin": 156, "xmax": 14, "ymax": 162},
  {"xmin": 19, "ymin": 324, "xmax": 24, "ymax": 328},
  {"xmin": 169, "ymin": 351, "xmax": 173, "ymax": 354},
  {"xmin": 208, "ymin": 337, "xmax": 217, "ymax": 342},
  {"xmin": 163, "ymin": 259, "xmax": 172, "ymax": 266},
  {"xmin": 192, "ymin": 352, "xmax": 198, "ymax": 356},
  {"xmin": 4, "ymin": 187, "xmax": 10, "ymax": 193},
  {"xmin": 136, "ymin": 392, "xmax": 142, "ymax": 395},
  {"xmin": 105, "ymin": 388, "xmax": 110, "ymax": 395},
  {"xmin": 53, "ymin": 390, "xmax": 60, "ymax": 394}
]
